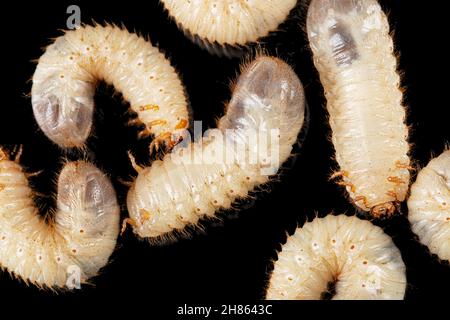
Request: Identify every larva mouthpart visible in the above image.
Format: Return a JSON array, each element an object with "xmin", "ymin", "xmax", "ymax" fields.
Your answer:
[
  {"xmin": 307, "ymin": 0, "xmax": 410, "ymax": 217},
  {"xmin": 0, "ymin": 153, "xmax": 120, "ymax": 289},
  {"xmin": 160, "ymin": 0, "xmax": 298, "ymax": 57},
  {"xmin": 32, "ymin": 24, "xmax": 189, "ymax": 149},
  {"xmin": 407, "ymin": 150, "xmax": 450, "ymax": 262},
  {"xmin": 126, "ymin": 55, "xmax": 306, "ymax": 240},
  {"xmin": 266, "ymin": 215, "xmax": 407, "ymax": 300}
]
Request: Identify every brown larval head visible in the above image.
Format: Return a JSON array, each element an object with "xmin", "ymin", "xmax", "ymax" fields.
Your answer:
[{"xmin": 371, "ymin": 202, "xmax": 398, "ymax": 218}]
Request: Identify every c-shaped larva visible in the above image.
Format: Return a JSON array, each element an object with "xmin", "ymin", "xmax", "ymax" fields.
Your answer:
[
  {"xmin": 0, "ymin": 149, "xmax": 120, "ymax": 288},
  {"xmin": 266, "ymin": 215, "xmax": 406, "ymax": 300},
  {"xmin": 160, "ymin": 0, "xmax": 298, "ymax": 57},
  {"xmin": 126, "ymin": 56, "xmax": 306, "ymax": 240},
  {"xmin": 408, "ymin": 150, "xmax": 450, "ymax": 262},
  {"xmin": 32, "ymin": 24, "xmax": 189, "ymax": 149},
  {"xmin": 307, "ymin": 0, "xmax": 410, "ymax": 218}
]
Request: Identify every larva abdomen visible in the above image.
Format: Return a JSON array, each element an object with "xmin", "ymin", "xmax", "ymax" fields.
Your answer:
[
  {"xmin": 160, "ymin": 0, "xmax": 298, "ymax": 57},
  {"xmin": 32, "ymin": 25, "xmax": 189, "ymax": 149},
  {"xmin": 408, "ymin": 150, "xmax": 450, "ymax": 262},
  {"xmin": 0, "ymin": 152, "xmax": 120, "ymax": 288},
  {"xmin": 127, "ymin": 56, "xmax": 306, "ymax": 240},
  {"xmin": 307, "ymin": 0, "xmax": 410, "ymax": 217},
  {"xmin": 266, "ymin": 215, "xmax": 406, "ymax": 300}
]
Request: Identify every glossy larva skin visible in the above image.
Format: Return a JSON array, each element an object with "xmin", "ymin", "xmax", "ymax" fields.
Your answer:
[
  {"xmin": 127, "ymin": 56, "xmax": 305, "ymax": 239},
  {"xmin": 0, "ymin": 160, "xmax": 120, "ymax": 288},
  {"xmin": 32, "ymin": 25, "xmax": 189, "ymax": 148},
  {"xmin": 408, "ymin": 151, "xmax": 450, "ymax": 262},
  {"xmin": 161, "ymin": 0, "xmax": 297, "ymax": 48},
  {"xmin": 307, "ymin": 0, "xmax": 410, "ymax": 217},
  {"xmin": 266, "ymin": 215, "xmax": 406, "ymax": 300}
]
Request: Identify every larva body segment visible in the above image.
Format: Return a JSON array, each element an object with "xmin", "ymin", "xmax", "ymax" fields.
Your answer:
[
  {"xmin": 160, "ymin": 0, "xmax": 298, "ymax": 57},
  {"xmin": 127, "ymin": 56, "xmax": 306, "ymax": 239},
  {"xmin": 0, "ymin": 155, "xmax": 120, "ymax": 288},
  {"xmin": 407, "ymin": 150, "xmax": 450, "ymax": 262},
  {"xmin": 266, "ymin": 215, "xmax": 406, "ymax": 300},
  {"xmin": 307, "ymin": 0, "xmax": 410, "ymax": 217},
  {"xmin": 32, "ymin": 25, "xmax": 189, "ymax": 148}
]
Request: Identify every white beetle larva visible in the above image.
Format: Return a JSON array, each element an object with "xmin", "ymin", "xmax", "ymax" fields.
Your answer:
[
  {"xmin": 266, "ymin": 215, "xmax": 407, "ymax": 300},
  {"xmin": 307, "ymin": 0, "xmax": 410, "ymax": 218},
  {"xmin": 408, "ymin": 150, "xmax": 450, "ymax": 262},
  {"xmin": 32, "ymin": 24, "xmax": 189, "ymax": 149},
  {"xmin": 126, "ymin": 56, "xmax": 306, "ymax": 240},
  {"xmin": 160, "ymin": 0, "xmax": 298, "ymax": 57},
  {"xmin": 0, "ymin": 149, "xmax": 120, "ymax": 288}
]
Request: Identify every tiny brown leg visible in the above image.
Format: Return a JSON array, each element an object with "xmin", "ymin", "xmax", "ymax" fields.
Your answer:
[
  {"xmin": 337, "ymin": 181, "xmax": 356, "ymax": 193},
  {"xmin": 329, "ymin": 170, "xmax": 349, "ymax": 181},
  {"xmin": 354, "ymin": 195, "xmax": 370, "ymax": 208},
  {"xmin": 128, "ymin": 151, "xmax": 143, "ymax": 173},
  {"xmin": 121, "ymin": 218, "xmax": 137, "ymax": 235}
]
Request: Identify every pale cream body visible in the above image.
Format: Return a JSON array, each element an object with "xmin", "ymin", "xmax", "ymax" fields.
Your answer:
[
  {"xmin": 32, "ymin": 25, "xmax": 189, "ymax": 148},
  {"xmin": 161, "ymin": 0, "xmax": 297, "ymax": 45},
  {"xmin": 307, "ymin": 0, "xmax": 410, "ymax": 216},
  {"xmin": 0, "ymin": 159, "xmax": 119, "ymax": 288},
  {"xmin": 127, "ymin": 56, "xmax": 305, "ymax": 240},
  {"xmin": 408, "ymin": 150, "xmax": 450, "ymax": 262},
  {"xmin": 267, "ymin": 215, "xmax": 406, "ymax": 300}
]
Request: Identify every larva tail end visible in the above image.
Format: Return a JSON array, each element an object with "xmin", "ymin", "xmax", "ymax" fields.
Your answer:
[
  {"xmin": 57, "ymin": 161, "xmax": 119, "ymax": 223},
  {"xmin": 32, "ymin": 94, "xmax": 93, "ymax": 149}
]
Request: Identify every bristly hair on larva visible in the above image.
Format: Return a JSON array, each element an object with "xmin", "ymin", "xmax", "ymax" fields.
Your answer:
[
  {"xmin": 31, "ymin": 23, "xmax": 190, "ymax": 153},
  {"xmin": 159, "ymin": 0, "xmax": 300, "ymax": 58},
  {"xmin": 0, "ymin": 147, "xmax": 120, "ymax": 289},
  {"xmin": 306, "ymin": 0, "xmax": 411, "ymax": 219},
  {"xmin": 407, "ymin": 149, "xmax": 450, "ymax": 263},
  {"xmin": 266, "ymin": 214, "xmax": 407, "ymax": 300},
  {"xmin": 123, "ymin": 55, "xmax": 306, "ymax": 243}
]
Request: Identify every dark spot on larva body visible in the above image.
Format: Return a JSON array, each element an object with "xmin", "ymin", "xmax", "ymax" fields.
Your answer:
[
  {"xmin": 329, "ymin": 21, "xmax": 359, "ymax": 66},
  {"xmin": 321, "ymin": 279, "xmax": 337, "ymax": 300}
]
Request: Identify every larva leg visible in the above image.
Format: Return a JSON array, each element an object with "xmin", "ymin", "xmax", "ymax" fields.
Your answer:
[
  {"xmin": 160, "ymin": 0, "xmax": 298, "ymax": 57},
  {"xmin": 407, "ymin": 150, "xmax": 450, "ymax": 262},
  {"xmin": 266, "ymin": 215, "xmax": 407, "ymax": 300},
  {"xmin": 307, "ymin": 0, "xmax": 411, "ymax": 217},
  {"xmin": 396, "ymin": 160, "xmax": 414, "ymax": 170},
  {"xmin": 329, "ymin": 170, "xmax": 349, "ymax": 180},
  {"xmin": 354, "ymin": 195, "xmax": 370, "ymax": 209},
  {"xmin": 336, "ymin": 180, "xmax": 356, "ymax": 193},
  {"xmin": 0, "ymin": 149, "xmax": 120, "ymax": 288},
  {"xmin": 32, "ymin": 24, "xmax": 189, "ymax": 149},
  {"xmin": 127, "ymin": 151, "xmax": 144, "ymax": 173},
  {"xmin": 126, "ymin": 55, "xmax": 306, "ymax": 240}
]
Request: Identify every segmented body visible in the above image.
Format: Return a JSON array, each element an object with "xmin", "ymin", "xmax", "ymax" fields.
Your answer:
[
  {"xmin": 266, "ymin": 215, "xmax": 406, "ymax": 300},
  {"xmin": 307, "ymin": 0, "xmax": 410, "ymax": 217},
  {"xmin": 161, "ymin": 0, "xmax": 297, "ymax": 56},
  {"xmin": 0, "ymin": 154, "xmax": 119, "ymax": 288},
  {"xmin": 127, "ymin": 56, "xmax": 306, "ymax": 240},
  {"xmin": 408, "ymin": 150, "xmax": 450, "ymax": 262},
  {"xmin": 32, "ymin": 25, "xmax": 189, "ymax": 148}
]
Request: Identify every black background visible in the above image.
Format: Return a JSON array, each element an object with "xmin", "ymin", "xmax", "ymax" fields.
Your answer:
[{"xmin": 0, "ymin": 0, "xmax": 449, "ymax": 315}]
